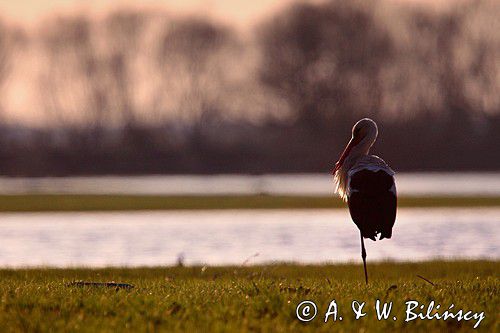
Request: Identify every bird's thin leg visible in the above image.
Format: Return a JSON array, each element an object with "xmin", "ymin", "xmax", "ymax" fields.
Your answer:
[{"xmin": 360, "ymin": 232, "xmax": 368, "ymax": 285}]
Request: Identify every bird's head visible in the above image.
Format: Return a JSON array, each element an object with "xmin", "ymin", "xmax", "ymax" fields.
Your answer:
[{"xmin": 332, "ymin": 118, "xmax": 378, "ymax": 175}]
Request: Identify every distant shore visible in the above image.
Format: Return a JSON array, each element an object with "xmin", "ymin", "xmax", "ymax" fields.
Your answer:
[{"xmin": 0, "ymin": 194, "xmax": 499, "ymax": 212}]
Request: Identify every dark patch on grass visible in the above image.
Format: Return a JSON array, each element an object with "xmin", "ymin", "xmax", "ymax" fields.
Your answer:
[{"xmin": 67, "ymin": 281, "xmax": 134, "ymax": 289}]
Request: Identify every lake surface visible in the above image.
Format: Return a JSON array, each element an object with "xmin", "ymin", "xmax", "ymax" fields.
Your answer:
[
  {"xmin": 0, "ymin": 173, "xmax": 499, "ymax": 196},
  {"xmin": 0, "ymin": 208, "xmax": 497, "ymax": 267}
]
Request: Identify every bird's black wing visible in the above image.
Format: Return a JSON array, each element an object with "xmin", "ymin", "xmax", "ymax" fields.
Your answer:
[{"xmin": 347, "ymin": 169, "xmax": 397, "ymax": 241}]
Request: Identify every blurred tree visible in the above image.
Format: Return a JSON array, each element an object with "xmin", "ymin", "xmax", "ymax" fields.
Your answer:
[
  {"xmin": 259, "ymin": 1, "xmax": 393, "ymax": 135},
  {"xmin": 0, "ymin": 20, "xmax": 12, "ymax": 120},
  {"xmin": 453, "ymin": 0, "xmax": 500, "ymax": 118},
  {"xmin": 103, "ymin": 10, "xmax": 158, "ymax": 159},
  {"xmin": 104, "ymin": 10, "xmax": 150, "ymax": 125},
  {"xmin": 38, "ymin": 16, "xmax": 110, "ymax": 147},
  {"xmin": 155, "ymin": 18, "xmax": 238, "ymax": 153},
  {"xmin": 433, "ymin": 2, "xmax": 500, "ymax": 168}
]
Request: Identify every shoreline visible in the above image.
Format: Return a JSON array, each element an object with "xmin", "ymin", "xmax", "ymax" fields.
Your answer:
[{"xmin": 0, "ymin": 194, "xmax": 498, "ymax": 212}]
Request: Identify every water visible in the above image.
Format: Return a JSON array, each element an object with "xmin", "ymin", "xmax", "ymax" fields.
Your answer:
[
  {"xmin": 0, "ymin": 173, "xmax": 499, "ymax": 196},
  {"xmin": 0, "ymin": 208, "xmax": 497, "ymax": 267}
]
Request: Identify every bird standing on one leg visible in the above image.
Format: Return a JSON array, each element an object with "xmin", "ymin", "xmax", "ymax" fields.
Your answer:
[{"xmin": 332, "ymin": 118, "xmax": 397, "ymax": 284}]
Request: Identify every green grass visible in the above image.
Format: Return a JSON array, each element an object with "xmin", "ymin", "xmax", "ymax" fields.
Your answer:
[
  {"xmin": 0, "ymin": 261, "xmax": 497, "ymax": 332},
  {"xmin": 0, "ymin": 195, "xmax": 498, "ymax": 212}
]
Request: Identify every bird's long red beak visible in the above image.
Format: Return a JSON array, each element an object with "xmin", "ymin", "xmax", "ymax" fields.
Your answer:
[{"xmin": 331, "ymin": 137, "xmax": 360, "ymax": 175}]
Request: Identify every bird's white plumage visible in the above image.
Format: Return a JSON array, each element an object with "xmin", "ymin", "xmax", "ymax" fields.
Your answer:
[
  {"xmin": 333, "ymin": 165, "xmax": 350, "ymax": 201},
  {"xmin": 348, "ymin": 155, "xmax": 394, "ymax": 178},
  {"xmin": 346, "ymin": 155, "xmax": 396, "ymax": 198}
]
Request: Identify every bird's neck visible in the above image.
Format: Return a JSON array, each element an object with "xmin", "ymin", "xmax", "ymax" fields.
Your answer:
[
  {"xmin": 335, "ymin": 134, "xmax": 376, "ymax": 194},
  {"xmin": 345, "ymin": 142, "xmax": 371, "ymax": 169},
  {"xmin": 349, "ymin": 133, "xmax": 376, "ymax": 162}
]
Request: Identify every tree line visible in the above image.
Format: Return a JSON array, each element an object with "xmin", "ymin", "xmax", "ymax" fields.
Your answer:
[{"xmin": 0, "ymin": 0, "xmax": 499, "ymax": 175}]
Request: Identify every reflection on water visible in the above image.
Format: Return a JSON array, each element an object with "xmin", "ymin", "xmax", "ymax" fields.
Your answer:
[
  {"xmin": 0, "ymin": 208, "xmax": 498, "ymax": 267},
  {"xmin": 0, "ymin": 173, "xmax": 499, "ymax": 196}
]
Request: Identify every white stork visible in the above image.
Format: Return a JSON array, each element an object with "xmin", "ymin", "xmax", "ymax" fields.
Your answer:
[{"xmin": 332, "ymin": 118, "xmax": 397, "ymax": 284}]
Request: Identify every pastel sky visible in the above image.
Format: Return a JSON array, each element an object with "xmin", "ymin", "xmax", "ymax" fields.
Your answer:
[
  {"xmin": 1, "ymin": 1, "xmax": 302, "ymax": 28},
  {"xmin": 0, "ymin": 0, "xmax": 446, "ymax": 28}
]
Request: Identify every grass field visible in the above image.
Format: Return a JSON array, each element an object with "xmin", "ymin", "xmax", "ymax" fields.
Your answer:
[
  {"xmin": 0, "ymin": 194, "xmax": 498, "ymax": 212},
  {"xmin": 0, "ymin": 261, "xmax": 497, "ymax": 332}
]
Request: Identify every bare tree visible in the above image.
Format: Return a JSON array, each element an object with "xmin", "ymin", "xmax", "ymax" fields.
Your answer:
[
  {"xmin": 0, "ymin": 20, "xmax": 12, "ymax": 121},
  {"xmin": 155, "ymin": 18, "xmax": 238, "ymax": 148},
  {"xmin": 38, "ymin": 16, "xmax": 110, "ymax": 150},
  {"xmin": 452, "ymin": 0, "xmax": 500, "ymax": 117},
  {"xmin": 259, "ymin": 2, "xmax": 393, "ymax": 133},
  {"xmin": 104, "ymin": 10, "xmax": 151, "ymax": 125}
]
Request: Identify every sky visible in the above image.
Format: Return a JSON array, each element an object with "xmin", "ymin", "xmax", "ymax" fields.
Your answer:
[
  {"xmin": 0, "ymin": 0, "xmax": 448, "ymax": 29},
  {"xmin": 0, "ymin": 0, "xmax": 304, "ymax": 29}
]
